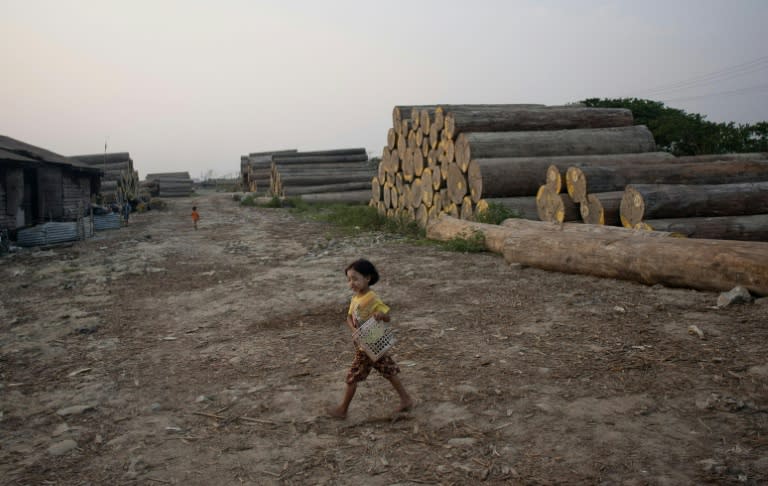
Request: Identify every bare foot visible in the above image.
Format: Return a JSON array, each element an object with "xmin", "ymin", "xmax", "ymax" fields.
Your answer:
[
  {"xmin": 395, "ymin": 399, "xmax": 414, "ymax": 413},
  {"xmin": 326, "ymin": 406, "xmax": 347, "ymax": 419}
]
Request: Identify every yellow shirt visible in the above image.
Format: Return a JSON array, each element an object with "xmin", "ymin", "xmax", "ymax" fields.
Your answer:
[{"xmin": 348, "ymin": 290, "xmax": 390, "ymax": 326}]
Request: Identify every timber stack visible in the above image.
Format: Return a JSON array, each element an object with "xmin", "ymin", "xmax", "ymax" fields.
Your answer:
[
  {"xmin": 548, "ymin": 151, "xmax": 768, "ymax": 240},
  {"xmin": 72, "ymin": 152, "xmax": 139, "ymax": 203},
  {"xmin": 241, "ymin": 149, "xmax": 298, "ymax": 192},
  {"xmin": 145, "ymin": 172, "xmax": 193, "ymax": 198},
  {"xmin": 370, "ymin": 103, "xmax": 664, "ymax": 227},
  {"xmin": 268, "ymin": 148, "xmax": 372, "ymax": 201},
  {"xmin": 240, "ymin": 148, "xmax": 374, "ymax": 203}
]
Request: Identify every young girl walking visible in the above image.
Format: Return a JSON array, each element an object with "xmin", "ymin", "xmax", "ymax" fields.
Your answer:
[{"xmin": 327, "ymin": 259, "xmax": 413, "ymax": 419}]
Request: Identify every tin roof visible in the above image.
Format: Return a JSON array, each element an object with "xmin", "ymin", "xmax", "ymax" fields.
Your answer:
[{"xmin": 0, "ymin": 135, "xmax": 102, "ymax": 173}]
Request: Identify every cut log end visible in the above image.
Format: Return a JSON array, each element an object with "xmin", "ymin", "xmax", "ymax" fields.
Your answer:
[
  {"xmin": 545, "ymin": 165, "xmax": 562, "ymax": 194},
  {"xmin": 620, "ymin": 186, "xmax": 644, "ymax": 228},
  {"xmin": 565, "ymin": 166, "xmax": 587, "ymax": 204}
]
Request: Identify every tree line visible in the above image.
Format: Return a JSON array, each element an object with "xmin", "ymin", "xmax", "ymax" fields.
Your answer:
[{"xmin": 582, "ymin": 98, "xmax": 768, "ymax": 156}]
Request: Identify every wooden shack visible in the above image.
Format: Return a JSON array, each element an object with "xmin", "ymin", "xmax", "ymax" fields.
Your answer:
[{"xmin": 0, "ymin": 135, "xmax": 102, "ymax": 233}]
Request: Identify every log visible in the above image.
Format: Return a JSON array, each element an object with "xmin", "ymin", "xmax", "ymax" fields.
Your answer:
[
  {"xmin": 643, "ymin": 214, "xmax": 768, "ymax": 241},
  {"xmin": 146, "ymin": 172, "xmax": 191, "ymax": 180},
  {"xmin": 580, "ymin": 192, "xmax": 624, "ymax": 225},
  {"xmin": 420, "ymin": 168, "xmax": 434, "ymax": 206},
  {"xmin": 440, "ymin": 104, "xmax": 547, "ymax": 139},
  {"xmin": 392, "ymin": 106, "xmax": 439, "ymax": 134},
  {"xmin": 500, "ymin": 228, "xmax": 768, "ymax": 295},
  {"xmin": 281, "ymin": 181, "xmax": 374, "ymax": 196},
  {"xmin": 271, "ymin": 173, "xmax": 375, "ymax": 186},
  {"xmin": 272, "ymin": 163, "xmax": 373, "ymax": 174},
  {"xmin": 426, "ymin": 215, "xmax": 675, "ymax": 254},
  {"xmin": 447, "ymin": 162, "xmax": 468, "ymax": 205},
  {"xmin": 371, "ymin": 177, "xmax": 382, "ymax": 203},
  {"xmin": 545, "ymin": 165, "xmax": 562, "ymax": 194},
  {"xmin": 443, "ymin": 106, "xmax": 633, "ymax": 139},
  {"xmin": 535, "ymin": 185, "xmax": 580, "ymax": 223},
  {"xmin": 567, "ymin": 160, "xmax": 768, "ymax": 204},
  {"xmin": 674, "ymin": 153, "xmax": 768, "ymax": 163},
  {"xmin": 620, "ymin": 182, "xmax": 768, "ymax": 228},
  {"xmin": 455, "ymin": 126, "xmax": 657, "ymax": 168},
  {"xmin": 248, "ymin": 149, "xmax": 298, "ymax": 157},
  {"xmin": 427, "ymin": 215, "xmax": 768, "ymax": 295},
  {"xmin": 271, "ymin": 153, "xmax": 368, "ymax": 164},
  {"xmin": 387, "ymin": 128, "xmax": 397, "ymax": 150},
  {"xmin": 463, "ymin": 152, "xmax": 675, "ymax": 200},
  {"xmin": 273, "ymin": 148, "xmax": 366, "ymax": 158},
  {"xmin": 298, "ymin": 190, "xmax": 372, "ymax": 204},
  {"xmin": 410, "ymin": 178, "xmax": 424, "ymax": 209},
  {"xmin": 458, "ymin": 196, "xmax": 472, "ymax": 220}
]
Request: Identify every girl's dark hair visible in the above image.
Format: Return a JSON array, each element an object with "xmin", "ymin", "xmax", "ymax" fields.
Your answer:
[{"xmin": 345, "ymin": 259, "xmax": 379, "ymax": 286}]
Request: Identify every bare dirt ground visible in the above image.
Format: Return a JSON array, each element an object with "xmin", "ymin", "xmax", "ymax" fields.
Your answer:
[{"xmin": 1, "ymin": 190, "xmax": 767, "ymax": 485}]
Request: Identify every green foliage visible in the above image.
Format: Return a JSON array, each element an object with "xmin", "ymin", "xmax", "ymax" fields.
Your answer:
[
  {"xmin": 475, "ymin": 202, "xmax": 520, "ymax": 225},
  {"xmin": 439, "ymin": 230, "xmax": 486, "ymax": 253},
  {"xmin": 288, "ymin": 202, "xmax": 425, "ymax": 238},
  {"xmin": 262, "ymin": 196, "xmax": 284, "ymax": 208},
  {"xmin": 240, "ymin": 195, "xmax": 258, "ymax": 207},
  {"xmin": 582, "ymin": 97, "xmax": 768, "ymax": 155}
]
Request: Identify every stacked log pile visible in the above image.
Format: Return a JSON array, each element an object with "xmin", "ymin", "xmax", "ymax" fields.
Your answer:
[
  {"xmin": 241, "ymin": 149, "xmax": 298, "ymax": 192},
  {"xmin": 145, "ymin": 172, "xmax": 193, "ymax": 197},
  {"xmin": 370, "ymin": 104, "xmax": 661, "ymax": 227},
  {"xmin": 72, "ymin": 152, "xmax": 139, "ymax": 202},
  {"xmin": 538, "ymin": 152, "xmax": 768, "ymax": 241},
  {"xmin": 267, "ymin": 148, "xmax": 374, "ymax": 202}
]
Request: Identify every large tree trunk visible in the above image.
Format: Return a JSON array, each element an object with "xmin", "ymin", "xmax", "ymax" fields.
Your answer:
[
  {"xmin": 426, "ymin": 215, "xmax": 676, "ymax": 254},
  {"xmin": 444, "ymin": 106, "xmax": 633, "ymax": 138},
  {"xmin": 566, "ymin": 160, "xmax": 768, "ymax": 204},
  {"xmin": 620, "ymin": 182, "xmax": 768, "ymax": 228},
  {"xmin": 643, "ymin": 214, "xmax": 768, "ymax": 241},
  {"xmin": 580, "ymin": 192, "xmax": 624, "ymax": 225},
  {"xmin": 498, "ymin": 225, "xmax": 768, "ymax": 295},
  {"xmin": 455, "ymin": 125, "xmax": 657, "ymax": 168},
  {"xmin": 464, "ymin": 152, "xmax": 675, "ymax": 200},
  {"xmin": 439, "ymin": 104, "xmax": 546, "ymax": 138}
]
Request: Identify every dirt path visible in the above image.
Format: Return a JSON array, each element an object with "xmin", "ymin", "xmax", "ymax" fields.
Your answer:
[{"xmin": 1, "ymin": 191, "xmax": 767, "ymax": 485}]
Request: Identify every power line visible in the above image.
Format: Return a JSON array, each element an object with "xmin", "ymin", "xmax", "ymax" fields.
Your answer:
[
  {"xmin": 659, "ymin": 82, "xmax": 768, "ymax": 103},
  {"xmin": 630, "ymin": 55, "xmax": 768, "ymax": 97}
]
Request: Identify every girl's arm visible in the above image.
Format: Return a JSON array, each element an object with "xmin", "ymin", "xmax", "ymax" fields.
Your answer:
[
  {"xmin": 346, "ymin": 313, "xmax": 357, "ymax": 332},
  {"xmin": 373, "ymin": 310, "xmax": 390, "ymax": 322}
]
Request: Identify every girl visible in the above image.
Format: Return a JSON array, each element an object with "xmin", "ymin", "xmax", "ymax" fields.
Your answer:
[{"xmin": 327, "ymin": 259, "xmax": 413, "ymax": 419}]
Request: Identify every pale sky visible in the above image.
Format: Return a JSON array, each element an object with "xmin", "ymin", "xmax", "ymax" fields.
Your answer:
[{"xmin": 2, "ymin": 0, "xmax": 767, "ymax": 179}]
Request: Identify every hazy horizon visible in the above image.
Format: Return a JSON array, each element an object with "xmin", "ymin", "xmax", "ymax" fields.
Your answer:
[{"xmin": 2, "ymin": 0, "xmax": 767, "ymax": 179}]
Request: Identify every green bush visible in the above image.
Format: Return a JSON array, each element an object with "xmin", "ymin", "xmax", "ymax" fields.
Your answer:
[
  {"xmin": 439, "ymin": 230, "xmax": 487, "ymax": 253},
  {"xmin": 240, "ymin": 195, "xmax": 257, "ymax": 207},
  {"xmin": 475, "ymin": 202, "xmax": 520, "ymax": 224}
]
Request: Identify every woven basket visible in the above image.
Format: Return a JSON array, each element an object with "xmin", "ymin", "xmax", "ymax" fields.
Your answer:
[{"xmin": 353, "ymin": 317, "xmax": 396, "ymax": 361}]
